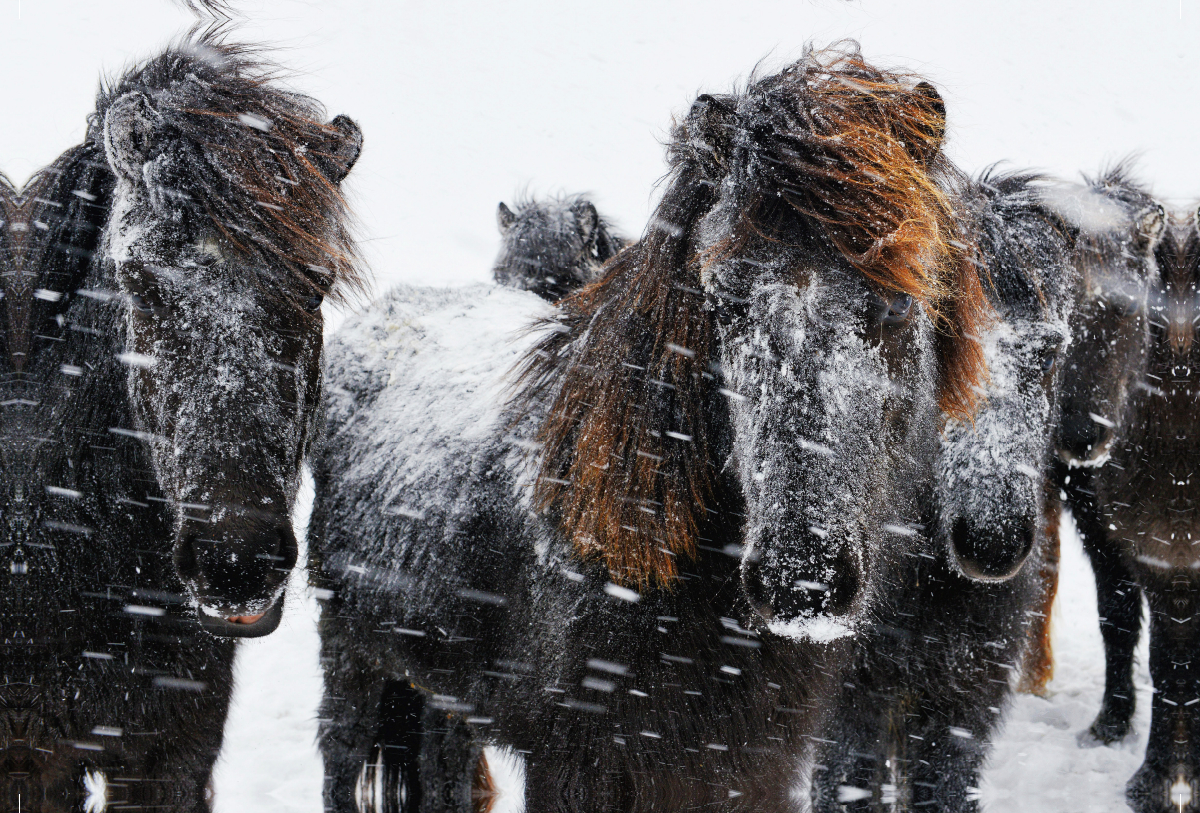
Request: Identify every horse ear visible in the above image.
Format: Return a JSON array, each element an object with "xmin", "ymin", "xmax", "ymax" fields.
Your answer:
[
  {"xmin": 679, "ymin": 94, "xmax": 737, "ymax": 180},
  {"xmin": 570, "ymin": 199, "xmax": 600, "ymax": 246},
  {"xmin": 311, "ymin": 114, "xmax": 363, "ymax": 185},
  {"xmin": 103, "ymin": 91, "xmax": 160, "ymax": 185},
  {"xmin": 1135, "ymin": 202, "xmax": 1166, "ymax": 253},
  {"xmin": 912, "ymin": 81, "xmax": 947, "ymax": 162},
  {"xmin": 497, "ymin": 202, "xmax": 517, "ymax": 232}
]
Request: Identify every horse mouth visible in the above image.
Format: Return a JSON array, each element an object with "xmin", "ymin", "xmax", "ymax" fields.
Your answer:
[
  {"xmin": 227, "ymin": 613, "xmax": 265, "ymax": 624},
  {"xmin": 196, "ymin": 595, "xmax": 286, "ymax": 638}
]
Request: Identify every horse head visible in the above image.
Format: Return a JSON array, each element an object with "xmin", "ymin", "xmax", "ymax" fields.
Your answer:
[
  {"xmin": 99, "ymin": 41, "xmax": 363, "ymax": 636},
  {"xmin": 938, "ymin": 172, "xmax": 1079, "ymax": 581},
  {"xmin": 493, "ymin": 195, "xmax": 624, "ymax": 301},
  {"xmin": 523, "ymin": 43, "xmax": 988, "ymax": 640},
  {"xmin": 1056, "ymin": 167, "xmax": 1163, "ymax": 466}
]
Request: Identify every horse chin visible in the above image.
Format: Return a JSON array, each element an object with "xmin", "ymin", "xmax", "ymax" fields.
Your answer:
[
  {"xmin": 765, "ymin": 614, "xmax": 858, "ymax": 644},
  {"xmin": 947, "ymin": 538, "xmax": 1033, "ymax": 583},
  {"xmin": 195, "ymin": 593, "xmax": 286, "ymax": 638}
]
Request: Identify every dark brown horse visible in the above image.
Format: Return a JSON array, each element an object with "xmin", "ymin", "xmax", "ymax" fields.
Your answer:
[
  {"xmin": 1078, "ymin": 204, "xmax": 1200, "ymax": 813},
  {"xmin": 812, "ymin": 169, "xmax": 1080, "ymax": 812},
  {"xmin": 310, "ymin": 43, "xmax": 988, "ymax": 813},
  {"xmin": 493, "ymin": 194, "xmax": 625, "ymax": 301}
]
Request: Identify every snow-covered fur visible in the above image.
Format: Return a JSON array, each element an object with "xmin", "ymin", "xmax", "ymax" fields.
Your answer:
[
  {"xmin": 492, "ymin": 195, "xmax": 625, "ymax": 301},
  {"xmin": 812, "ymin": 171, "xmax": 1080, "ymax": 813},
  {"xmin": 1077, "ymin": 204, "xmax": 1200, "ymax": 813},
  {"xmin": 0, "ymin": 39, "xmax": 360, "ymax": 811},
  {"xmin": 310, "ymin": 44, "xmax": 988, "ymax": 813}
]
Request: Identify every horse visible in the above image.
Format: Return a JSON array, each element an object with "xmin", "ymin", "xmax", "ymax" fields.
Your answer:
[
  {"xmin": 1044, "ymin": 168, "xmax": 1165, "ymax": 738},
  {"xmin": 493, "ymin": 195, "xmax": 625, "ymax": 301},
  {"xmin": 1078, "ymin": 204, "xmax": 1200, "ymax": 813},
  {"xmin": 309, "ymin": 42, "xmax": 989, "ymax": 813},
  {"xmin": 810, "ymin": 169, "xmax": 1081, "ymax": 812},
  {"xmin": 1, "ymin": 38, "xmax": 361, "ymax": 810}
]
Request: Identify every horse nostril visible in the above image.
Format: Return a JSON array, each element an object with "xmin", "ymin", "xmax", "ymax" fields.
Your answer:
[
  {"xmin": 174, "ymin": 531, "xmax": 201, "ymax": 583},
  {"xmin": 950, "ymin": 515, "xmax": 1034, "ymax": 581},
  {"xmin": 741, "ymin": 558, "xmax": 775, "ymax": 621}
]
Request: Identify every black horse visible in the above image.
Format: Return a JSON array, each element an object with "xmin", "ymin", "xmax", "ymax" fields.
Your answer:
[
  {"xmin": 310, "ymin": 44, "xmax": 989, "ymax": 813},
  {"xmin": 811, "ymin": 170, "xmax": 1081, "ymax": 812},
  {"xmin": 1, "ymin": 39, "xmax": 361, "ymax": 811},
  {"xmin": 493, "ymin": 195, "xmax": 625, "ymax": 301},
  {"xmin": 1046, "ymin": 168, "xmax": 1165, "ymax": 743}
]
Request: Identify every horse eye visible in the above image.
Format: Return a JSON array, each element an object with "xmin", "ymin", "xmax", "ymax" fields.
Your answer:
[
  {"xmin": 1040, "ymin": 349, "xmax": 1058, "ymax": 372},
  {"xmin": 303, "ymin": 294, "xmax": 324, "ymax": 312},
  {"xmin": 130, "ymin": 293, "xmax": 154, "ymax": 315},
  {"xmin": 882, "ymin": 293, "xmax": 913, "ymax": 325},
  {"xmin": 1109, "ymin": 296, "xmax": 1139, "ymax": 318}
]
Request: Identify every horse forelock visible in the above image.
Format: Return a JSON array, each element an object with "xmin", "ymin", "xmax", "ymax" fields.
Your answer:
[
  {"xmin": 769, "ymin": 44, "xmax": 987, "ymax": 422},
  {"xmin": 95, "ymin": 36, "xmax": 364, "ymax": 304},
  {"xmin": 971, "ymin": 168, "xmax": 1077, "ymax": 319},
  {"xmin": 686, "ymin": 42, "xmax": 988, "ymax": 420}
]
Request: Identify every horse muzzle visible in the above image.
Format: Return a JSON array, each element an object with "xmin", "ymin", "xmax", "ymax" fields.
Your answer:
[
  {"xmin": 740, "ymin": 531, "xmax": 865, "ymax": 640},
  {"xmin": 174, "ymin": 515, "xmax": 298, "ymax": 637}
]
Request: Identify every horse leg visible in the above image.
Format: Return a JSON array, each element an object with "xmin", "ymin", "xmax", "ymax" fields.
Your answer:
[
  {"xmin": 902, "ymin": 625, "xmax": 1012, "ymax": 813},
  {"xmin": 1068, "ymin": 471, "xmax": 1142, "ymax": 743},
  {"xmin": 523, "ymin": 742, "xmax": 640, "ymax": 813},
  {"xmin": 116, "ymin": 692, "xmax": 231, "ymax": 810},
  {"xmin": 1127, "ymin": 584, "xmax": 1199, "ymax": 813},
  {"xmin": 417, "ymin": 707, "xmax": 484, "ymax": 813},
  {"xmin": 318, "ymin": 625, "xmax": 393, "ymax": 813},
  {"xmin": 904, "ymin": 708, "xmax": 995, "ymax": 813},
  {"xmin": 809, "ymin": 678, "xmax": 892, "ymax": 813},
  {"xmin": 1088, "ymin": 550, "xmax": 1143, "ymax": 744}
]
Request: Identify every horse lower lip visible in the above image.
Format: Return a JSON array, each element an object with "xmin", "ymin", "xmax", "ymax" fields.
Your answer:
[{"xmin": 225, "ymin": 613, "xmax": 266, "ymax": 624}]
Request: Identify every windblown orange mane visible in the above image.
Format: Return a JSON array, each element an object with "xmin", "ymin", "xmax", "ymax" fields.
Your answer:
[{"xmin": 517, "ymin": 42, "xmax": 988, "ymax": 588}]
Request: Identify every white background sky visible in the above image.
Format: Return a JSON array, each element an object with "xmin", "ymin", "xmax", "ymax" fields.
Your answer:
[{"xmin": 2, "ymin": 0, "xmax": 1198, "ymax": 302}]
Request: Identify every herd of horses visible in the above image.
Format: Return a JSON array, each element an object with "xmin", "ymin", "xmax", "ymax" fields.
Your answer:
[{"xmin": 0, "ymin": 31, "xmax": 1197, "ymax": 813}]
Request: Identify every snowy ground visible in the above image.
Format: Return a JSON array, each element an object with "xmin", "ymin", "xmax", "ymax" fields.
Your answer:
[
  {"xmin": 980, "ymin": 513, "xmax": 1153, "ymax": 813},
  {"xmin": 3, "ymin": 2, "xmax": 1191, "ymax": 811},
  {"xmin": 210, "ymin": 493, "xmax": 1154, "ymax": 813}
]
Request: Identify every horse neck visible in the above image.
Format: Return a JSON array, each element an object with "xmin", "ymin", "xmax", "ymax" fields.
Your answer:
[
  {"xmin": 22, "ymin": 143, "xmax": 161, "ymax": 509},
  {"xmin": 41, "ymin": 249, "xmax": 152, "ymax": 492}
]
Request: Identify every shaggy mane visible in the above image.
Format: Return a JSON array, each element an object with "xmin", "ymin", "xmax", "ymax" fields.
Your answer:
[
  {"xmin": 94, "ymin": 35, "xmax": 365, "ymax": 304},
  {"xmin": 1075, "ymin": 160, "xmax": 1162, "ymax": 289},
  {"xmin": 971, "ymin": 167, "xmax": 1077, "ymax": 316},
  {"xmin": 516, "ymin": 42, "xmax": 989, "ymax": 588}
]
